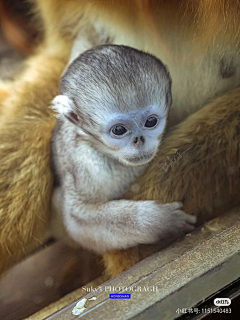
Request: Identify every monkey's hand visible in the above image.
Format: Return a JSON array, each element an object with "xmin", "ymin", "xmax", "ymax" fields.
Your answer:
[{"xmin": 131, "ymin": 200, "xmax": 196, "ymax": 246}]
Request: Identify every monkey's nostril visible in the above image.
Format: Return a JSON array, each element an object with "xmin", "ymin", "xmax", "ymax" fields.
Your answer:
[
  {"xmin": 133, "ymin": 137, "xmax": 138, "ymax": 144},
  {"xmin": 132, "ymin": 136, "xmax": 145, "ymax": 148}
]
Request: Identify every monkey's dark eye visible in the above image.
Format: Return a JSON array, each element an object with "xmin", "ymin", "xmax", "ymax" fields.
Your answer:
[
  {"xmin": 111, "ymin": 125, "xmax": 127, "ymax": 136},
  {"xmin": 144, "ymin": 116, "xmax": 158, "ymax": 128}
]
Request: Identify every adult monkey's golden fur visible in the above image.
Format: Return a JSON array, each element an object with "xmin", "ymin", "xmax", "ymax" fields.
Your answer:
[{"xmin": 0, "ymin": 0, "xmax": 240, "ymax": 277}]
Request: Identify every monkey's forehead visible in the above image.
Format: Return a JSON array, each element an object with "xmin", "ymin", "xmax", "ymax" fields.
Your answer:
[
  {"xmin": 61, "ymin": 70, "xmax": 170, "ymax": 109},
  {"xmin": 77, "ymin": 87, "xmax": 168, "ymax": 117},
  {"xmin": 103, "ymin": 104, "xmax": 168, "ymax": 123},
  {"xmin": 62, "ymin": 67, "xmax": 170, "ymax": 93}
]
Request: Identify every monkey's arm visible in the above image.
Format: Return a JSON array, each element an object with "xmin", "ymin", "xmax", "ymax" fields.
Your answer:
[
  {"xmin": 103, "ymin": 86, "xmax": 240, "ymax": 276},
  {"xmin": 53, "ymin": 177, "xmax": 195, "ymax": 253}
]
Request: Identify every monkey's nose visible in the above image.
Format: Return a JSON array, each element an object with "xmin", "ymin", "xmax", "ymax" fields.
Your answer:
[{"xmin": 132, "ymin": 136, "xmax": 145, "ymax": 149}]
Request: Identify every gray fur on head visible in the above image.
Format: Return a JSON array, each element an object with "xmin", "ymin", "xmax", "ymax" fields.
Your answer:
[{"xmin": 59, "ymin": 45, "xmax": 172, "ymax": 126}]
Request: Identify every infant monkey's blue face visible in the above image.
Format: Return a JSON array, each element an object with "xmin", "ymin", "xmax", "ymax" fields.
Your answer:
[
  {"xmin": 52, "ymin": 44, "xmax": 172, "ymax": 166},
  {"xmin": 99, "ymin": 104, "xmax": 168, "ymax": 166}
]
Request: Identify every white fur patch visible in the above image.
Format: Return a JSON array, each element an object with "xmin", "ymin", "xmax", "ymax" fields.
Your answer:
[{"xmin": 51, "ymin": 95, "xmax": 75, "ymax": 117}]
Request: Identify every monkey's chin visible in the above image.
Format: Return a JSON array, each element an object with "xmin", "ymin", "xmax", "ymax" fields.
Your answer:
[{"xmin": 122, "ymin": 152, "xmax": 156, "ymax": 167}]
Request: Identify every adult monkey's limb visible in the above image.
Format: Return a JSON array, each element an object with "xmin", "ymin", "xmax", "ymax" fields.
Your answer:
[
  {"xmin": 103, "ymin": 86, "xmax": 240, "ymax": 277},
  {"xmin": 0, "ymin": 0, "xmax": 71, "ymax": 275},
  {"xmin": 0, "ymin": 50, "xmax": 67, "ymax": 276}
]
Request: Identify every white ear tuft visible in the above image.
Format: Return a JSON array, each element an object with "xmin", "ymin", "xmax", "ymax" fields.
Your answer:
[{"xmin": 51, "ymin": 95, "xmax": 75, "ymax": 117}]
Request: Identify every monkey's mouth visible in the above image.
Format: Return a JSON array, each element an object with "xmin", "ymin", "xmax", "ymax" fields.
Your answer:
[{"xmin": 125, "ymin": 151, "xmax": 155, "ymax": 166}]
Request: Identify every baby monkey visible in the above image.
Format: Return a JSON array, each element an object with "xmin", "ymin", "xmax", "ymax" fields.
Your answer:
[{"xmin": 51, "ymin": 45, "xmax": 196, "ymax": 253}]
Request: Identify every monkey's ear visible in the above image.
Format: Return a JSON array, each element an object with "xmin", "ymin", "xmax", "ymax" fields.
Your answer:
[{"xmin": 51, "ymin": 95, "xmax": 80, "ymax": 125}]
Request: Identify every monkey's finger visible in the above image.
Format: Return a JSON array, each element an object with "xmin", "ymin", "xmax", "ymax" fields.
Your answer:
[
  {"xmin": 176, "ymin": 210, "xmax": 197, "ymax": 225},
  {"xmin": 185, "ymin": 214, "xmax": 197, "ymax": 225},
  {"xmin": 183, "ymin": 223, "xmax": 195, "ymax": 233},
  {"xmin": 163, "ymin": 201, "xmax": 183, "ymax": 209}
]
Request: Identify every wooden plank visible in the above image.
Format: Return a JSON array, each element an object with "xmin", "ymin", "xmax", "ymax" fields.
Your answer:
[
  {"xmin": 0, "ymin": 240, "xmax": 103, "ymax": 320},
  {"xmin": 45, "ymin": 207, "xmax": 240, "ymax": 320}
]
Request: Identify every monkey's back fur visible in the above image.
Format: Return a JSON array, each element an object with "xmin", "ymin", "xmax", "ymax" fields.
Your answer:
[{"xmin": 0, "ymin": 0, "xmax": 240, "ymax": 277}]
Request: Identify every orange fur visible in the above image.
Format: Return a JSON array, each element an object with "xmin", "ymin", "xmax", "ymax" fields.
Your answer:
[{"xmin": 0, "ymin": 50, "xmax": 67, "ymax": 275}]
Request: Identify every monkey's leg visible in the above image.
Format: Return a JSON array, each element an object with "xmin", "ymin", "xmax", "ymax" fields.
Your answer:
[
  {"xmin": 103, "ymin": 86, "xmax": 240, "ymax": 277},
  {"xmin": 0, "ymin": 50, "xmax": 67, "ymax": 276}
]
